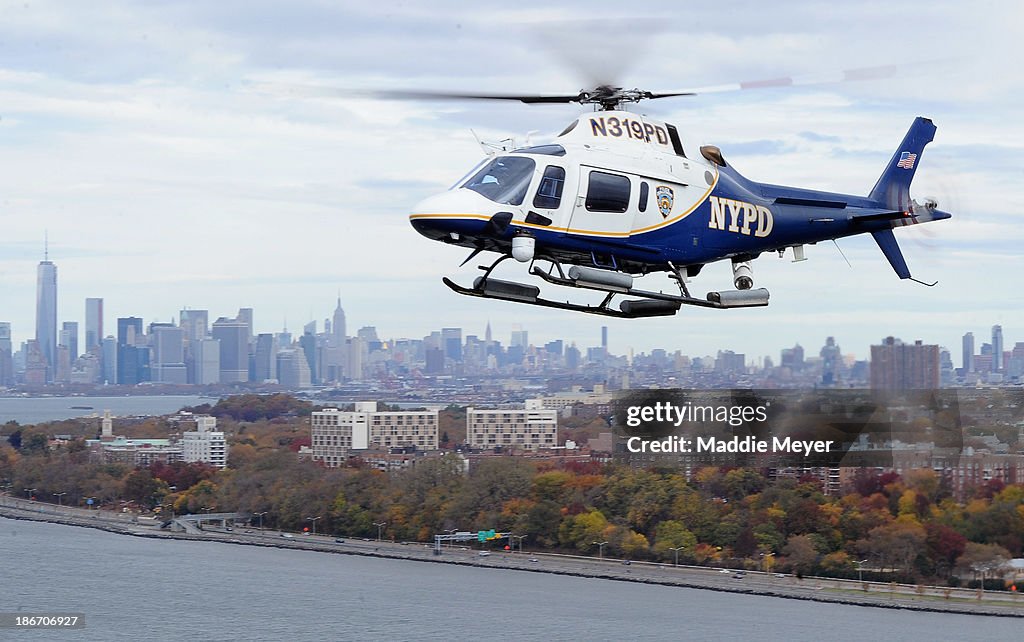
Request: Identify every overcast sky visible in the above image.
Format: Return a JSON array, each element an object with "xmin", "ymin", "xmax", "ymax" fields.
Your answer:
[{"xmin": 1, "ymin": 1, "xmax": 1022, "ymax": 363}]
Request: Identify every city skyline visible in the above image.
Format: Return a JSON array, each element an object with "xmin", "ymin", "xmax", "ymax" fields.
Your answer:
[
  {"xmin": 2, "ymin": 250, "xmax": 1023, "ymax": 369},
  {"xmin": 4, "ymin": 265, "xmax": 1024, "ymax": 386},
  {"xmin": 1, "ymin": 3, "xmax": 1021, "ymax": 359}
]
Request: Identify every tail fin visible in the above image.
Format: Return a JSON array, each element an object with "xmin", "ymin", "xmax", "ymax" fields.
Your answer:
[
  {"xmin": 868, "ymin": 117, "xmax": 936, "ymax": 210},
  {"xmin": 871, "ymin": 228, "xmax": 911, "ymax": 279}
]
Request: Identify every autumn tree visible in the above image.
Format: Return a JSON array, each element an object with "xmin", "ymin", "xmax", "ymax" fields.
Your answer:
[
  {"xmin": 859, "ymin": 520, "xmax": 926, "ymax": 576},
  {"xmin": 652, "ymin": 520, "xmax": 697, "ymax": 561},
  {"xmin": 783, "ymin": 534, "xmax": 819, "ymax": 577}
]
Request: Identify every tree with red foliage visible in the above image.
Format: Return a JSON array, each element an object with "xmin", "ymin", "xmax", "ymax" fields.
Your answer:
[
  {"xmin": 925, "ymin": 522, "xmax": 967, "ymax": 578},
  {"xmin": 976, "ymin": 478, "xmax": 1005, "ymax": 499},
  {"xmin": 149, "ymin": 460, "xmax": 217, "ymax": 491}
]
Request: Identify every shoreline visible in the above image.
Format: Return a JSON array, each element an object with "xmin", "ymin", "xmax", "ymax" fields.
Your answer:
[{"xmin": 2, "ymin": 502, "xmax": 1022, "ymax": 618}]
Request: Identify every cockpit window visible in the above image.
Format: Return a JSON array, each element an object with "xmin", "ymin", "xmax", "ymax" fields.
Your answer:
[
  {"xmin": 533, "ymin": 165, "xmax": 566, "ymax": 210},
  {"xmin": 463, "ymin": 156, "xmax": 536, "ymax": 206},
  {"xmin": 449, "ymin": 158, "xmax": 489, "ymax": 190}
]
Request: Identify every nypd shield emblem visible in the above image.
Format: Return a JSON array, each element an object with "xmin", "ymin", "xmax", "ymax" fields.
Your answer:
[{"xmin": 656, "ymin": 186, "xmax": 674, "ymax": 218}]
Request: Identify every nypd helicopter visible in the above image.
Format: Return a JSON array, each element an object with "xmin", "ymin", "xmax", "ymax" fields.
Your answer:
[{"xmin": 402, "ymin": 78, "xmax": 951, "ymax": 318}]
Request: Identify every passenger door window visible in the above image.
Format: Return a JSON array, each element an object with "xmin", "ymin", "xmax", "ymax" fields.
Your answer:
[{"xmin": 585, "ymin": 171, "xmax": 631, "ymax": 213}]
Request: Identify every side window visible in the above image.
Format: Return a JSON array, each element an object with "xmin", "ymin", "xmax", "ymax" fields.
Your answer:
[
  {"xmin": 585, "ymin": 171, "xmax": 631, "ymax": 213},
  {"xmin": 638, "ymin": 181, "xmax": 649, "ymax": 213},
  {"xmin": 533, "ymin": 165, "xmax": 566, "ymax": 209}
]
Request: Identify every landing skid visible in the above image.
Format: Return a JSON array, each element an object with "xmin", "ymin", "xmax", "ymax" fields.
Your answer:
[
  {"xmin": 442, "ymin": 277, "xmax": 672, "ymax": 318},
  {"xmin": 443, "ymin": 256, "xmax": 770, "ymax": 318}
]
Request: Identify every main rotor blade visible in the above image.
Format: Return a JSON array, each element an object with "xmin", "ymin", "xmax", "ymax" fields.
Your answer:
[
  {"xmin": 654, "ymin": 62, "xmax": 916, "ymax": 97},
  {"xmin": 247, "ymin": 81, "xmax": 584, "ymax": 105},
  {"xmin": 371, "ymin": 89, "xmax": 585, "ymax": 104}
]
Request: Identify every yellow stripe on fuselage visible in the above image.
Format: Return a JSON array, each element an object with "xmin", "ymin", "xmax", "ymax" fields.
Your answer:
[{"xmin": 409, "ymin": 169, "xmax": 719, "ymax": 238}]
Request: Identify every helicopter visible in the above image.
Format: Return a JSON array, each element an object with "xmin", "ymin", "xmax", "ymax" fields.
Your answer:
[{"xmin": 405, "ymin": 80, "xmax": 952, "ymax": 318}]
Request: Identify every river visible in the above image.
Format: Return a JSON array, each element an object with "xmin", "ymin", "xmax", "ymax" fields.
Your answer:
[
  {"xmin": 0, "ymin": 395, "xmax": 208, "ymax": 425},
  {"xmin": 1, "ymin": 518, "xmax": 1019, "ymax": 641}
]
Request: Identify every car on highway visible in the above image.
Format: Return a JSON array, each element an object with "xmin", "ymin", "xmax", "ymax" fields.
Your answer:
[
  {"xmin": 478, "ymin": 551, "xmax": 491, "ymax": 557},
  {"xmin": 528, "ymin": 558, "xmax": 539, "ymax": 563},
  {"xmin": 281, "ymin": 533, "xmax": 294, "ymax": 539},
  {"xmin": 335, "ymin": 538, "xmax": 345, "ymax": 543}
]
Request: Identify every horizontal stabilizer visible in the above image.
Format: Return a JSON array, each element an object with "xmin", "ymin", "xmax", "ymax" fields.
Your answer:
[{"xmin": 852, "ymin": 210, "xmax": 913, "ymax": 223}]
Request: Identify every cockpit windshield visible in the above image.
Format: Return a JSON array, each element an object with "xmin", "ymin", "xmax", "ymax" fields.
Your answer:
[{"xmin": 462, "ymin": 156, "xmax": 536, "ymax": 206}]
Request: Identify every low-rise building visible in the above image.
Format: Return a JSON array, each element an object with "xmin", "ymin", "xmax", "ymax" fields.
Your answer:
[
  {"xmin": 87, "ymin": 413, "xmax": 184, "ymax": 465},
  {"xmin": 91, "ymin": 436, "xmax": 184, "ymax": 467},
  {"xmin": 87, "ymin": 411, "xmax": 227, "ymax": 469}
]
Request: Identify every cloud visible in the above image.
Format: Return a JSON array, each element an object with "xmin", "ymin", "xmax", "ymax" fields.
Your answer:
[{"xmin": 0, "ymin": 1, "xmax": 1019, "ymax": 360}]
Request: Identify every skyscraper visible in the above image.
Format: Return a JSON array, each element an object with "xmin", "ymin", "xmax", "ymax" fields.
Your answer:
[
  {"xmin": 193, "ymin": 338, "xmax": 221, "ymax": 385},
  {"xmin": 180, "ymin": 309, "xmax": 209, "ymax": 343},
  {"xmin": 442, "ymin": 327, "xmax": 462, "ymax": 362},
  {"xmin": 326, "ymin": 295, "xmax": 348, "ymax": 382},
  {"xmin": 85, "ymin": 298, "xmax": 103, "ymax": 352},
  {"xmin": 870, "ymin": 337, "xmax": 940, "ymax": 390},
  {"xmin": 179, "ymin": 309, "xmax": 209, "ymax": 383},
  {"xmin": 332, "ymin": 295, "xmax": 346, "ymax": 345},
  {"xmin": 150, "ymin": 323, "xmax": 186, "ymax": 383},
  {"xmin": 212, "ymin": 317, "xmax": 249, "ymax": 383},
  {"xmin": 35, "ymin": 246, "xmax": 57, "ymax": 381},
  {"xmin": 254, "ymin": 333, "xmax": 278, "ymax": 382},
  {"xmin": 116, "ymin": 317, "xmax": 146, "ymax": 385},
  {"xmin": 0, "ymin": 322, "xmax": 13, "ymax": 386},
  {"xmin": 300, "ymin": 323, "xmax": 319, "ymax": 385},
  {"xmin": 277, "ymin": 348, "xmax": 311, "ymax": 388},
  {"xmin": 101, "ymin": 336, "xmax": 118, "ymax": 384},
  {"xmin": 962, "ymin": 332, "xmax": 975, "ymax": 373},
  {"xmin": 237, "ymin": 308, "xmax": 254, "ymax": 340},
  {"xmin": 820, "ymin": 336, "xmax": 842, "ymax": 386},
  {"xmin": 992, "ymin": 325, "xmax": 1004, "ymax": 372},
  {"xmin": 60, "ymin": 321, "xmax": 79, "ymax": 362}
]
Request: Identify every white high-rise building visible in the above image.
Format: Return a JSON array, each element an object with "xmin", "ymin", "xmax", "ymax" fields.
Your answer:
[
  {"xmin": 182, "ymin": 416, "xmax": 228, "ymax": 469},
  {"xmin": 311, "ymin": 402, "xmax": 439, "ymax": 467},
  {"xmin": 467, "ymin": 399, "xmax": 558, "ymax": 451}
]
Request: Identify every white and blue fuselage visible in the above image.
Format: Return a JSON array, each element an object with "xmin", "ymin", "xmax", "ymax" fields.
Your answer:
[{"xmin": 411, "ymin": 110, "xmax": 950, "ymax": 292}]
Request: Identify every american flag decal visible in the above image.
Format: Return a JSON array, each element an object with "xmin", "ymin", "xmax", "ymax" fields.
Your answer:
[{"xmin": 896, "ymin": 151, "xmax": 917, "ymax": 169}]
